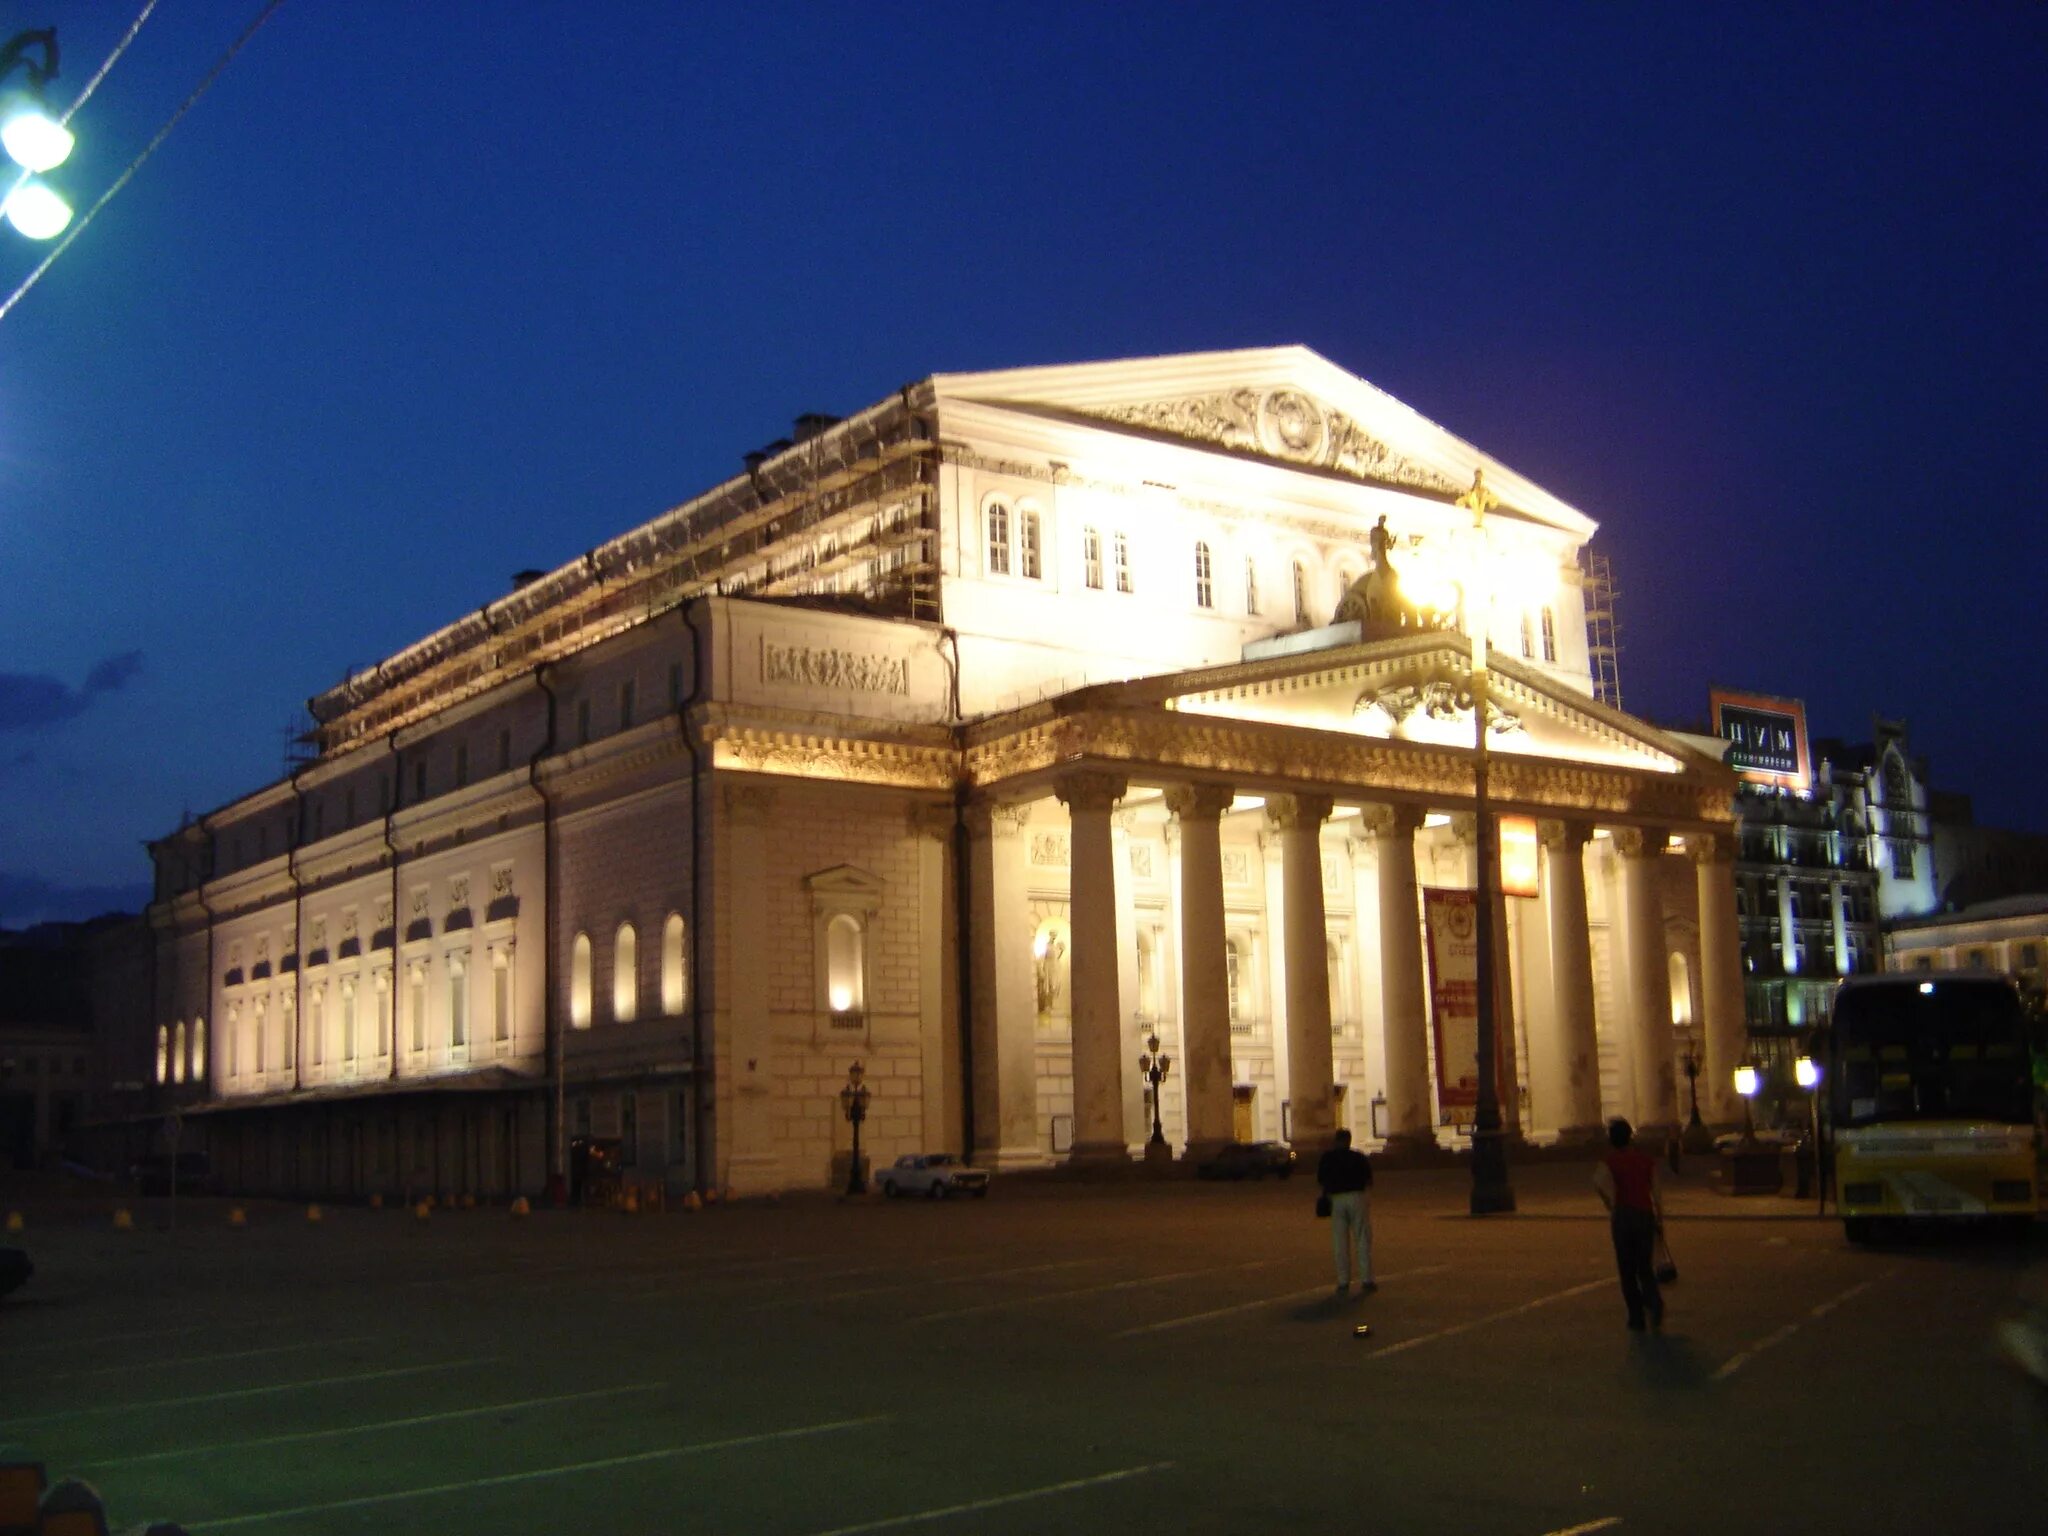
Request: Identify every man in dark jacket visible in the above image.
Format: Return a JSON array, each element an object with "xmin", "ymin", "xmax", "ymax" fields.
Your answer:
[
  {"xmin": 1316, "ymin": 1129, "xmax": 1375, "ymax": 1296},
  {"xmin": 1593, "ymin": 1117, "xmax": 1664, "ymax": 1331}
]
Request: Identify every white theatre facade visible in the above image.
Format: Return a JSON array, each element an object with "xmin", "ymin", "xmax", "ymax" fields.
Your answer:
[{"xmin": 145, "ymin": 347, "xmax": 1747, "ymax": 1198}]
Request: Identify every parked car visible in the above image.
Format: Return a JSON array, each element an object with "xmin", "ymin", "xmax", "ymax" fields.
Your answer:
[
  {"xmin": 881, "ymin": 1153, "xmax": 990, "ymax": 1199},
  {"xmin": 129, "ymin": 1151, "xmax": 215, "ymax": 1197},
  {"xmin": 1196, "ymin": 1141, "xmax": 1297, "ymax": 1180}
]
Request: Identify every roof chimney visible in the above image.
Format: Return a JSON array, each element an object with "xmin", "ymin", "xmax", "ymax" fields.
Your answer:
[{"xmin": 793, "ymin": 412, "xmax": 841, "ymax": 442}]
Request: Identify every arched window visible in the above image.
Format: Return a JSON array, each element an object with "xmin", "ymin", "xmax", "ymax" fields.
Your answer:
[
  {"xmin": 570, "ymin": 933, "xmax": 593, "ymax": 1029},
  {"xmin": 986, "ymin": 501, "xmax": 1011, "ymax": 576},
  {"xmin": 1194, "ymin": 541, "xmax": 1213, "ymax": 609},
  {"xmin": 1244, "ymin": 556, "xmax": 1259, "ymax": 614},
  {"xmin": 448, "ymin": 953, "xmax": 468, "ymax": 1047},
  {"xmin": 1114, "ymin": 531, "xmax": 1133, "ymax": 593},
  {"xmin": 1019, "ymin": 508, "xmax": 1042, "ymax": 579},
  {"xmin": 308, "ymin": 987, "xmax": 325, "ymax": 1067},
  {"xmin": 172, "ymin": 1021, "xmax": 187, "ymax": 1083},
  {"xmin": 1540, "ymin": 606, "xmax": 1558, "ymax": 662},
  {"xmin": 613, "ymin": 923, "xmax": 638, "ymax": 1023},
  {"xmin": 662, "ymin": 913, "xmax": 687, "ymax": 1014},
  {"xmin": 1083, "ymin": 526, "xmax": 1103, "ymax": 589},
  {"xmin": 1519, "ymin": 611, "xmax": 1535, "ymax": 658},
  {"xmin": 341, "ymin": 979, "xmax": 358, "ymax": 1064},
  {"xmin": 155, "ymin": 1025, "xmax": 170, "ymax": 1084},
  {"xmin": 374, "ymin": 970, "xmax": 392, "ymax": 1057},
  {"xmin": 404, "ymin": 965, "xmax": 423, "ymax": 1053},
  {"xmin": 1225, "ymin": 941, "xmax": 1243, "ymax": 1027},
  {"xmin": 492, "ymin": 947, "xmax": 513, "ymax": 1042},
  {"xmin": 282, "ymin": 991, "xmax": 298, "ymax": 1071},
  {"xmin": 191, "ymin": 1016, "xmax": 206, "ymax": 1082},
  {"xmin": 253, "ymin": 998, "xmax": 268, "ymax": 1074},
  {"xmin": 826, "ymin": 914, "xmax": 865, "ymax": 1018},
  {"xmin": 228, "ymin": 1004, "xmax": 242, "ymax": 1078},
  {"xmin": 1292, "ymin": 561, "xmax": 1309, "ymax": 625}
]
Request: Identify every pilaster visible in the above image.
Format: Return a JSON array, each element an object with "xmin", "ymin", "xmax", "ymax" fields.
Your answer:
[
  {"xmin": 1614, "ymin": 825, "xmax": 1678, "ymax": 1134},
  {"xmin": 1358, "ymin": 802, "xmax": 1432, "ymax": 1147},
  {"xmin": 1165, "ymin": 783, "xmax": 1236, "ymax": 1159},
  {"xmin": 1267, "ymin": 793, "xmax": 1336, "ymax": 1155},
  {"xmin": 1536, "ymin": 818, "xmax": 1602, "ymax": 1140},
  {"xmin": 1690, "ymin": 829, "xmax": 1746, "ymax": 1125},
  {"xmin": 1055, "ymin": 771, "xmax": 1130, "ymax": 1162}
]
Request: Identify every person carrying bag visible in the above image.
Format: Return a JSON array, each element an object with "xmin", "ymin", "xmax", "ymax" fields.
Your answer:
[{"xmin": 1315, "ymin": 1129, "xmax": 1375, "ymax": 1297}]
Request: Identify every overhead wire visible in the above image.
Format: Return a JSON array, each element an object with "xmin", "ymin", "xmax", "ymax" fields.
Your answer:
[{"xmin": 0, "ymin": 0, "xmax": 289, "ymax": 328}]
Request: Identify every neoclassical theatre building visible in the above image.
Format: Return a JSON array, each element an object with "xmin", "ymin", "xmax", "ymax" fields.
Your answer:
[{"xmin": 145, "ymin": 347, "xmax": 1747, "ymax": 1199}]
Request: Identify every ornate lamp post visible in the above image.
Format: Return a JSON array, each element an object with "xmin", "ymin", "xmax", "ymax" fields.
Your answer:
[
  {"xmin": 1, "ymin": 29, "xmax": 76, "ymax": 239},
  {"xmin": 1137, "ymin": 1028, "xmax": 1173, "ymax": 1151},
  {"xmin": 1732, "ymin": 1062, "xmax": 1761, "ymax": 1144},
  {"xmin": 1458, "ymin": 469, "xmax": 1515, "ymax": 1215},
  {"xmin": 1678, "ymin": 1031, "xmax": 1713, "ymax": 1153},
  {"xmin": 839, "ymin": 1059, "xmax": 871, "ymax": 1196}
]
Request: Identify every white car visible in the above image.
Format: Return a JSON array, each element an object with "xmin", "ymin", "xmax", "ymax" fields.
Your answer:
[{"xmin": 880, "ymin": 1153, "xmax": 991, "ymax": 1199}]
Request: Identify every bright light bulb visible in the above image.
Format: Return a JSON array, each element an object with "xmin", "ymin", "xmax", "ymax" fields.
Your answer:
[
  {"xmin": 828, "ymin": 985, "xmax": 853, "ymax": 1012},
  {"xmin": 1794, "ymin": 1057, "xmax": 1819, "ymax": 1090},
  {"xmin": 1733, "ymin": 1065, "xmax": 1760, "ymax": 1099},
  {"xmin": 4, "ymin": 179, "xmax": 71, "ymax": 240},
  {"xmin": 2, "ymin": 108, "xmax": 73, "ymax": 173}
]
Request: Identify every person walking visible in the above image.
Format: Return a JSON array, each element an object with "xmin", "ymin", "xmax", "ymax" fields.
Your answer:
[
  {"xmin": 1316, "ymin": 1128, "xmax": 1375, "ymax": 1296},
  {"xmin": 1593, "ymin": 1117, "xmax": 1663, "ymax": 1331}
]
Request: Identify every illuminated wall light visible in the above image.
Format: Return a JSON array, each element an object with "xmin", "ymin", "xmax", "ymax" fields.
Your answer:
[
  {"xmin": 1, "ymin": 106, "xmax": 72, "ymax": 173},
  {"xmin": 3, "ymin": 177, "xmax": 71, "ymax": 239}
]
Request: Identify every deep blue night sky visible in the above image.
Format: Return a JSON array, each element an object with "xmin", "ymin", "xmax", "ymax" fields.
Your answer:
[{"xmin": 3, "ymin": 1, "xmax": 2044, "ymax": 925}]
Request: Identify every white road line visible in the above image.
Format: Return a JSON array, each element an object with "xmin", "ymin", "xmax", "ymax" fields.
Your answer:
[
  {"xmin": 798, "ymin": 1460, "xmax": 1177, "ymax": 1536},
  {"xmin": 30, "ymin": 1335, "xmax": 376, "ymax": 1382},
  {"xmin": 1113, "ymin": 1265, "xmax": 1448, "ymax": 1337},
  {"xmin": 0, "ymin": 1359, "xmax": 491, "ymax": 1429},
  {"xmin": 910, "ymin": 1261, "xmax": 1281, "ymax": 1321},
  {"xmin": 1366, "ymin": 1277, "xmax": 1609, "ymax": 1359},
  {"xmin": 1711, "ymin": 1271, "xmax": 1895, "ymax": 1382},
  {"xmin": 746, "ymin": 1257, "xmax": 1101, "ymax": 1310},
  {"xmin": 1536, "ymin": 1519, "xmax": 1622, "ymax": 1536},
  {"xmin": 185, "ymin": 1413, "xmax": 893, "ymax": 1530},
  {"xmin": 78, "ymin": 1383, "xmax": 669, "ymax": 1468}
]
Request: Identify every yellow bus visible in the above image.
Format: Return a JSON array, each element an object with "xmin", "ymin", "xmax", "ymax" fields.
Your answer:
[{"xmin": 1825, "ymin": 974, "xmax": 2040, "ymax": 1243}]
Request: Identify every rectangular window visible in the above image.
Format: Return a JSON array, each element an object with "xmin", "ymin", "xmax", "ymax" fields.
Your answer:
[
  {"xmin": 620, "ymin": 679, "xmax": 635, "ymax": 730},
  {"xmin": 342, "ymin": 987, "xmax": 358, "ymax": 1062},
  {"xmin": 987, "ymin": 502, "xmax": 1011, "ymax": 575},
  {"xmin": 577, "ymin": 698, "xmax": 592, "ymax": 745},
  {"xmin": 498, "ymin": 727, "xmax": 512, "ymax": 772},
  {"xmin": 1083, "ymin": 527, "xmax": 1102, "ymax": 589},
  {"xmin": 310, "ymin": 801, "xmax": 324, "ymax": 841},
  {"xmin": 1540, "ymin": 607, "xmax": 1558, "ymax": 662},
  {"xmin": 376, "ymin": 976, "xmax": 392, "ymax": 1056},
  {"xmin": 409, "ymin": 968, "xmax": 426, "ymax": 1051},
  {"xmin": 1194, "ymin": 541, "xmax": 1213, "ymax": 609},
  {"xmin": 344, "ymin": 786, "xmax": 356, "ymax": 825},
  {"xmin": 669, "ymin": 1090, "xmax": 690, "ymax": 1165},
  {"xmin": 1293, "ymin": 562, "xmax": 1308, "ymax": 624},
  {"xmin": 1019, "ymin": 511, "xmax": 1041, "ymax": 579},
  {"xmin": 1889, "ymin": 839, "xmax": 1914, "ymax": 878},
  {"xmin": 1519, "ymin": 612, "xmax": 1535, "ymax": 657},
  {"xmin": 1114, "ymin": 532, "xmax": 1133, "ymax": 594},
  {"xmin": 1245, "ymin": 557, "xmax": 1259, "ymax": 614},
  {"xmin": 454, "ymin": 742, "xmax": 469, "ymax": 789},
  {"xmin": 413, "ymin": 760, "xmax": 428, "ymax": 802},
  {"xmin": 449, "ymin": 960, "xmax": 467, "ymax": 1048},
  {"xmin": 494, "ymin": 955, "xmax": 511, "ymax": 1042}
]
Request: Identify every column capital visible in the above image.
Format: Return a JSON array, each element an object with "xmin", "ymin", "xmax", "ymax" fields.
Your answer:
[
  {"xmin": 1263, "ymin": 792, "xmax": 1334, "ymax": 833},
  {"xmin": 1612, "ymin": 825, "xmax": 1668, "ymax": 860},
  {"xmin": 907, "ymin": 802, "xmax": 957, "ymax": 842},
  {"xmin": 1352, "ymin": 801, "xmax": 1424, "ymax": 843},
  {"xmin": 1163, "ymin": 782, "xmax": 1235, "ymax": 822},
  {"xmin": 1537, "ymin": 817, "xmax": 1594, "ymax": 853},
  {"xmin": 1686, "ymin": 828, "xmax": 1738, "ymax": 866},
  {"xmin": 964, "ymin": 801, "xmax": 1033, "ymax": 840},
  {"xmin": 1053, "ymin": 770, "xmax": 1128, "ymax": 816}
]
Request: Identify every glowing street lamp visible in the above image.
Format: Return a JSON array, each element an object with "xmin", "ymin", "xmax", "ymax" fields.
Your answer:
[
  {"xmin": 1458, "ymin": 468, "xmax": 1515, "ymax": 1215},
  {"xmin": 839, "ymin": 1059, "xmax": 871, "ymax": 1196},
  {"xmin": 1733, "ymin": 1063, "xmax": 1761, "ymax": 1143},
  {"xmin": 1795, "ymin": 1054, "xmax": 1825, "ymax": 1213},
  {"xmin": 1, "ymin": 28, "xmax": 74, "ymax": 241}
]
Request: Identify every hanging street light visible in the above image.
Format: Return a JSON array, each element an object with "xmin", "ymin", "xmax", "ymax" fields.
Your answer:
[{"xmin": 1, "ymin": 28, "xmax": 74, "ymax": 240}]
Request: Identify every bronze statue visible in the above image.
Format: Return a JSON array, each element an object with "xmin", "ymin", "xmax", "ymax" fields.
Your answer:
[{"xmin": 1335, "ymin": 514, "xmax": 1424, "ymax": 632}]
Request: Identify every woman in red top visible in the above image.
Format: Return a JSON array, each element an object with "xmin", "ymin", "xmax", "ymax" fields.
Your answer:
[{"xmin": 1593, "ymin": 1117, "xmax": 1664, "ymax": 1331}]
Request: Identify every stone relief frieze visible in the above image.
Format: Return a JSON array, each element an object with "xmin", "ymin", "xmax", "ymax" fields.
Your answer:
[
  {"xmin": 762, "ymin": 638, "xmax": 909, "ymax": 696},
  {"xmin": 1221, "ymin": 849, "xmax": 1252, "ymax": 885},
  {"xmin": 448, "ymin": 876, "xmax": 470, "ymax": 911},
  {"xmin": 1086, "ymin": 388, "xmax": 1463, "ymax": 494},
  {"xmin": 1030, "ymin": 832, "xmax": 1070, "ymax": 867},
  {"xmin": 491, "ymin": 865, "xmax": 515, "ymax": 897},
  {"xmin": 1128, "ymin": 843, "xmax": 1154, "ymax": 879}
]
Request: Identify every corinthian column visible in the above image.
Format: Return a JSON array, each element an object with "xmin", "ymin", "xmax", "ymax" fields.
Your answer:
[
  {"xmin": 965, "ymin": 802, "xmax": 1047, "ymax": 1169},
  {"xmin": 1268, "ymin": 793, "xmax": 1336, "ymax": 1155},
  {"xmin": 1056, "ymin": 770, "xmax": 1129, "ymax": 1163},
  {"xmin": 1165, "ymin": 783, "xmax": 1236, "ymax": 1160},
  {"xmin": 1359, "ymin": 803, "xmax": 1432, "ymax": 1147},
  {"xmin": 1691, "ymin": 829, "xmax": 1746, "ymax": 1126},
  {"xmin": 1615, "ymin": 826, "xmax": 1677, "ymax": 1134},
  {"xmin": 1537, "ymin": 818, "xmax": 1602, "ymax": 1141}
]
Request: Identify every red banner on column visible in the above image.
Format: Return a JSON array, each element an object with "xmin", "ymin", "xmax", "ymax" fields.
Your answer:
[{"xmin": 1423, "ymin": 886, "xmax": 1482, "ymax": 1126}]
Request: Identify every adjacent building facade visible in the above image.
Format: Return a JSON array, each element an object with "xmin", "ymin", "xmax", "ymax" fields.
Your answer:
[{"xmin": 144, "ymin": 348, "xmax": 1747, "ymax": 1198}]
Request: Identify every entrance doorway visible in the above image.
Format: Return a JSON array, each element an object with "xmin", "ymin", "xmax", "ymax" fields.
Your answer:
[{"xmin": 1231, "ymin": 1085, "xmax": 1256, "ymax": 1143}]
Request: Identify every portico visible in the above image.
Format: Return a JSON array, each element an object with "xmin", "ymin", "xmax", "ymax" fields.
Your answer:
[{"xmin": 961, "ymin": 631, "xmax": 1739, "ymax": 1163}]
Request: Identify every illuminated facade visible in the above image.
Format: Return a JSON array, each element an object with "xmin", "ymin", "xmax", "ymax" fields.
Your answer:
[
  {"xmin": 1886, "ymin": 895, "xmax": 2048, "ymax": 1000},
  {"xmin": 145, "ymin": 347, "xmax": 1744, "ymax": 1197}
]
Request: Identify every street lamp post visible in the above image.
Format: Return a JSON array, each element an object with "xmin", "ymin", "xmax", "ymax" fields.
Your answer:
[
  {"xmin": 1137, "ymin": 1028, "xmax": 1173, "ymax": 1152},
  {"xmin": 1, "ymin": 28, "xmax": 75, "ymax": 239},
  {"xmin": 1457, "ymin": 470, "xmax": 1516, "ymax": 1215},
  {"xmin": 1795, "ymin": 1054, "xmax": 1825, "ymax": 1215},
  {"xmin": 1678, "ymin": 1032, "xmax": 1713, "ymax": 1153},
  {"xmin": 839, "ymin": 1060, "xmax": 870, "ymax": 1196},
  {"xmin": 1733, "ymin": 1062, "xmax": 1761, "ymax": 1143}
]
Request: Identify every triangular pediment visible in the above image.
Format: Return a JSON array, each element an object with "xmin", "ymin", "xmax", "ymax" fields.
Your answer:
[
  {"xmin": 1087, "ymin": 632, "xmax": 1713, "ymax": 778},
  {"xmin": 930, "ymin": 346, "xmax": 1596, "ymax": 539}
]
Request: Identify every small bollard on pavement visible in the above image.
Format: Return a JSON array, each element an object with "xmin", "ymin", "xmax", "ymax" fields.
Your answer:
[
  {"xmin": 4, "ymin": 1210, "xmax": 22, "ymax": 1233},
  {"xmin": 369, "ymin": 1192, "xmax": 383, "ymax": 1210},
  {"xmin": 681, "ymin": 1190, "xmax": 703, "ymax": 1212},
  {"xmin": 227, "ymin": 1207, "xmax": 247, "ymax": 1228},
  {"xmin": 509, "ymin": 1196, "xmax": 531, "ymax": 1217},
  {"xmin": 306, "ymin": 1204, "xmax": 323, "ymax": 1224},
  {"xmin": 413, "ymin": 1200, "xmax": 431, "ymax": 1220},
  {"xmin": 111, "ymin": 1209, "xmax": 134, "ymax": 1231}
]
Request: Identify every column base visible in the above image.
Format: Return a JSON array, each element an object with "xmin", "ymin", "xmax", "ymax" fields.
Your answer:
[
  {"xmin": 982, "ymin": 1145, "xmax": 1055, "ymax": 1173},
  {"xmin": 1066, "ymin": 1139, "xmax": 1135, "ymax": 1166}
]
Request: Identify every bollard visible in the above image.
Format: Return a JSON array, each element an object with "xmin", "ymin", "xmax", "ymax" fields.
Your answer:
[
  {"xmin": 621, "ymin": 1189, "xmax": 640, "ymax": 1215},
  {"xmin": 4, "ymin": 1210, "xmax": 22, "ymax": 1233},
  {"xmin": 509, "ymin": 1196, "xmax": 531, "ymax": 1217},
  {"xmin": 111, "ymin": 1208, "xmax": 134, "ymax": 1231},
  {"xmin": 369, "ymin": 1192, "xmax": 383, "ymax": 1210},
  {"xmin": 460, "ymin": 1193, "xmax": 476, "ymax": 1210},
  {"xmin": 306, "ymin": 1204, "xmax": 323, "ymax": 1224},
  {"xmin": 413, "ymin": 1200, "xmax": 431, "ymax": 1220},
  {"xmin": 227, "ymin": 1207, "xmax": 247, "ymax": 1227}
]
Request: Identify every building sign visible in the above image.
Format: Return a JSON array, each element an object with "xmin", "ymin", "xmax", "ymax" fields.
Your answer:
[
  {"xmin": 1422, "ymin": 887, "xmax": 1505, "ymax": 1127},
  {"xmin": 1498, "ymin": 815, "xmax": 1539, "ymax": 899},
  {"xmin": 1710, "ymin": 688, "xmax": 1810, "ymax": 791}
]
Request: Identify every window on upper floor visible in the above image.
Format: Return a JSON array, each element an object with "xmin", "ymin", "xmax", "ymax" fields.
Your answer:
[
  {"xmin": 614, "ymin": 922, "xmax": 638, "ymax": 1023},
  {"xmin": 669, "ymin": 661, "xmax": 684, "ymax": 707},
  {"xmin": 620, "ymin": 678, "xmax": 636, "ymax": 731},
  {"xmin": 577, "ymin": 698, "xmax": 592, "ymax": 746},
  {"xmin": 1194, "ymin": 541, "xmax": 1214, "ymax": 609},
  {"xmin": 1083, "ymin": 527, "xmax": 1102, "ymax": 589},
  {"xmin": 1292, "ymin": 561, "xmax": 1309, "ymax": 625},
  {"xmin": 986, "ymin": 501, "xmax": 1011, "ymax": 576},
  {"xmin": 1019, "ymin": 509, "xmax": 1041, "ymax": 579},
  {"xmin": 1245, "ymin": 556, "xmax": 1259, "ymax": 614},
  {"xmin": 1114, "ymin": 531, "xmax": 1133, "ymax": 593},
  {"xmin": 449, "ymin": 953, "xmax": 468, "ymax": 1048},
  {"xmin": 1519, "ymin": 612, "xmax": 1535, "ymax": 658},
  {"xmin": 309, "ymin": 801, "xmax": 324, "ymax": 841},
  {"xmin": 491, "ymin": 946, "xmax": 513, "ymax": 1043},
  {"xmin": 412, "ymin": 760, "xmax": 428, "ymax": 803},
  {"xmin": 407, "ymin": 965, "xmax": 425, "ymax": 1053},
  {"xmin": 190, "ymin": 1016, "xmax": 206, "ymax": 1082},
  {"xmin": 571, "ymin": 933, "xmax": 593, "ymax": 1028},
  {"xmin": 344, "ymin": 785, "xmax": 356, "ymax": 826},
  {"xmin": 499, "ymin": 728, "xmax": 513, "ymax": 773},
  {"xmin": 1540, "ymin": 606, "xmax": 1558, "ymax": 662},
  {"xmin": 155, "ymin": 1025, "xmax": 169, "ymax": 1085},
  {"xmin": 662, "ymin": 913, "xmax": 687, "ymax": 1014},
  {"xmin": 454, "ymin": 742, "xmax": 469, "ymax": 789}
]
